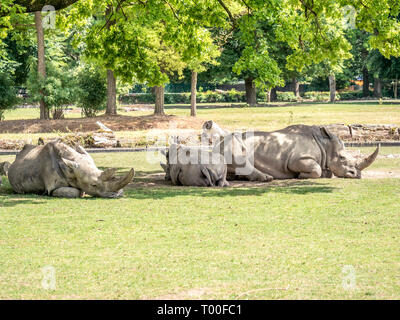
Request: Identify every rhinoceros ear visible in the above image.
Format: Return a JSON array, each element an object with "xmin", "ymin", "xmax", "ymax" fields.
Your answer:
[
  {"xmin": 100, "ymin": 168, "xmax": 116, "ymax": 181},
  {"xmin": 203, "ymin": 120, "xmax": 214, "ymax": 130},
  {"xmin": 59, "ymin": 158, "xmax": 79, "ymax": 177},
  {"xmin": 320, "ymin": 127, "xmax": 334, "ymax": 140},
  {"xmin": 160, "ymin": 162, "xmax": 168, "ymax": 173}
]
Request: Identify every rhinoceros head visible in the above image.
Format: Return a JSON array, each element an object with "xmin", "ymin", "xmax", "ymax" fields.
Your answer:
[
  {"xmin": 56, "ymin": 143, "xmax": 135, "ymax": 198},
  {"xmin": 160, "ymin": 147, "xmax": 171, "ymax": 180},
  {"xmin": 321, "ymin": 127, "xmax": 379, "ymax": 178},
  {"xmin": 0, "ymin": 161, "xmax": 11, "ymax": 176}
]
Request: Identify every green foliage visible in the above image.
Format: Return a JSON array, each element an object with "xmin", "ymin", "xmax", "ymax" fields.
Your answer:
[
  {"xmin": 120, "ymin": 89, "xmax": 248, "ymax": 104},
  {"xmin": 121, "ymin": 88, "xmax": 364, "ymax": 104},
  {"xmin": 339, "ymin": 91, "xmax": 366, "ymax": 100},
  {"xmin": 276, "ymin": 91, "xmax": 298, "ymax": 102},
  {"xmin": 26, "ymin": 59, "xmax": 75, "ymax": 118},
  {"xmin": 303, "ymin": 91, "xmax": 333, "ymax": 102},
  {"xmin": 0, "ymin": 73, "xmax": 18, "ymax": 120},
  {"xmin": 75, "ymin": 65, "xmax": 107, "ymax": 117}
]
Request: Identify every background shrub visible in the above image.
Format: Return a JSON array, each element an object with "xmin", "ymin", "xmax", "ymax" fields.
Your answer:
[
  {"xmin": 26, "ymin": 60, "xmax": 76, "ymax": 119},
  {"xmin": 277, "ymin": 91, "xmax": 298, "ymax": 102},
  {"xmin": 303, "ymin": 91, "xmax": 331, "ymax": 101},
  {"xmin": 338, "ymin": 91, "xmax": 365, "ymax": 100},
  {"xmin": 76, "ymin": 66, "xmax": 107, "ymax": 117}
]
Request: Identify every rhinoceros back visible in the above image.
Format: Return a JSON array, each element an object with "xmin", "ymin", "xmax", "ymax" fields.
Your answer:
[{"xmin": 8, "ymin": 144, "xmax": 67, "ymax": 194}]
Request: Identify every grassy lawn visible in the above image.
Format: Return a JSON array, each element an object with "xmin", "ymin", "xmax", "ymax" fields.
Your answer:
[
  {"xmin": 1, "ymin": 150, "xmax": 399, "ymax": 299},
  {"xmin": 1, "ymin": 102, "xmax": 399, "ymax": 144}
]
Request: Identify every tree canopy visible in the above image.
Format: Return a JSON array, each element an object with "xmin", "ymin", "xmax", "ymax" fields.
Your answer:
[{"xmin": 1, "ymin": 0, "xmax": 400, "ymax": 117}]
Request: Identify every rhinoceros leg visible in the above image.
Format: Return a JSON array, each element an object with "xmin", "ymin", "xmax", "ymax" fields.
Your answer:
[
  {"xmin": 217, "ymin": 179, "xmax": 230, "ymax": 187},
  {"xmin": 247, "ymin": 169, "xmax": 274, "ymax": 182},
  {"xmin": 52, "ymin": 187, "xmax": 83, "ymax": 198},
  {"xmin": 292, "ymin": 159, "xmax": 322, "ymax": 179},
  {"xmin": 232, "ymin": 155, "xmax": 273, "ymax": 182}
]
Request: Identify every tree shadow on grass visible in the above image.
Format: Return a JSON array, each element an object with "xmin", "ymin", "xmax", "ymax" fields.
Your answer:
[
  {"xmin": 0, "ymin": 196, "xmax": 45, "ymax": 207},
  {"xmin": 125, "ymin": 178, "xmax": 338, "ymax": 200},
  {"xmin": 0, "ymin": 170, "xmax": 338, "ymax": 202}
]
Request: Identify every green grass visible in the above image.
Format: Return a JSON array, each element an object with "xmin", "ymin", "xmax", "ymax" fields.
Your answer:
[{"xmin": 1, "ymin": 151, "xmax": 399, "ymax": 299}]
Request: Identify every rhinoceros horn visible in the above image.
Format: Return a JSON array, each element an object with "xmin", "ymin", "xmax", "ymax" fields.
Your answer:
[
  {"xmin": 108, "ymin": 168, "xmax": 135, "ymax": 191},
  {"xmin": 357, "ymin": 145, "xmax": 380, "ymax": 170}
]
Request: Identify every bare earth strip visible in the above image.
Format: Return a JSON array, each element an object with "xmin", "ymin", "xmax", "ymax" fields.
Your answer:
[{"xmin": 0, "ymin": 114, "xmax": 204, "ymax": 134}]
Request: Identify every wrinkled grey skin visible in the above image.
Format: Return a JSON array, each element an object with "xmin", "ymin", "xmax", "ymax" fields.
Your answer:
[
  {"xmin": 0, "ymin": 161, "xmax": 11, "ymax": 186},
  {"xmin": 0, "ymin": 161, "xmax": 10, "ymax": 176},
  {"xmin": 7, "ymin": 141, "xmax": 135, "ymax": 198},
  {"xmin": 161, "ymin": 144, "xmax": 229, "ymax": 187},
  {"xmin": 211, "ymin": 123, "xmax": 379, "ymax": 180}
]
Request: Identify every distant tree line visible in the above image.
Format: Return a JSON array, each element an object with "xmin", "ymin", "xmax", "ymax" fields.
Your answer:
[{"xmin": 1, "ymin": 1, "xmax": 400, "ymax": 120}]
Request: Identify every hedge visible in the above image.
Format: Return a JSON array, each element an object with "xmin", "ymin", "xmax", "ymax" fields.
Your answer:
[
  {"xmin": 119, "ymin": 89, "xmax": 247, "ymax": 104},
  {"xmin": 119, "ymin": 90, "xmax": 371, "ymax": 104}
]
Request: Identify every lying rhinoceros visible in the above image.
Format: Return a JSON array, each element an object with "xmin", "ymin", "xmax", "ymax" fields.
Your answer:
[
  {"xmin": 7, "ymin": 141, "xmax": 135, "ymax": 198},
  {"xmin": 207, "ymin": 122, "xmax": 379, "ymax": 180},
  {"xmin": 161, "ymin": 144, "xmax": 229, "ymax": 187}
]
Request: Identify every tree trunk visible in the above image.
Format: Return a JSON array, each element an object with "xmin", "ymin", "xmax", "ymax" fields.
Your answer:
[
  {"xmin": 269, "ymin": 88, "xmax": 277, "ymax": 102},
  {"xmin": 34, "ymin": 11, "xmax": 49, "ymax": 120},
  {"xmin": 292, "ymin": 77, "xmax": 300, "ymax": 98},
  {"xmin": 328, "ymin": 74, "xmax": 336, "ymax": 103},
  {"xmin": 106, "ymin": 70, "xmax": 117, "ymax": 115},
  {"xmin": 245, "ymin": 77, "xmax": 257, "ymax": 106},
  {"xmin": 362, "ymin": 67, "xmax": 370, "ymax": 97},
  {"xmin": 190, "ymin": 71, "xmax": 197, "ymax": 117},
  {"xmin": 154, "ymin": 86, "xmax": 165, "ymax": 115},
  {"xmin": 374, "ymin": 78, "xmax": 382, "ymax": 98},
  {"xmin": 394, "ymin": 77, "xmax": 398, "ymax": 100}
]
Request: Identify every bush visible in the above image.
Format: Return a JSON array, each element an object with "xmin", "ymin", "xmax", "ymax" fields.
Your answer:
[
  {"xmin": 120, "ymin": 89, "xmax": 247, "ymax": 104},
  {"xmin": 76, "ymin": 66, "xmax": 107, "ymax": 117},
  {"xmin": 164, "ymin": 92, "xmax": 191, "ymax": 104},
  {"xmin": 303, "ymin": 91, "xmax": 332, "ymax": 101},
  {"xmin": 227, "ymin": 89, "xmax": 246, "ymax": 102},
  {"xmin": 26, "ymin": 61, "xmax": 76, "ymax": 119},
  {"xmin": 0, "ymin": 73, "xmax": 18, "ymax": 120},
  {"xmin": 277, "ymin": 91, "xmax": 298, "ymax": 102},
  {"xmin": 338, "ymin": 91, "xmax": 366, "ymax": 100}
]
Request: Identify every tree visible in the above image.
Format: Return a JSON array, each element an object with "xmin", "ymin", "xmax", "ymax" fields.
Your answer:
[
  {"xmin": 1, "ymin": 1, "xmax": 81, "ymax": 119},
  {"xmin": 26, "ymin": 39, "xmax": 77, "ymax": 119},
  {"xmin": 65, "ymin": 0, "xmax": 229, "ymax": 116},
  {"xmin": 76, "ymin": 65, "xmax": 107, "ymax": 117},
  {"xmin": 34, "ymin": 11, "xmax": 49, "ymax": 119},
  {"xmin": 186, "ymin": 28, "xmax": 220, "ymax": 116},
  {"xmin": 7, "ymin": 1, "xmax": 79, "ymax": 13}
]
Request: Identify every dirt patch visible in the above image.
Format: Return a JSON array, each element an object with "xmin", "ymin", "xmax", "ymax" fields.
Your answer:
[
  {"xmin": 0, "ymin": 114, "xmax": 204, "ymax": 134},
  {"xmin": 362, "ymin": 170, "xmax": 400, "ymax": 179}
]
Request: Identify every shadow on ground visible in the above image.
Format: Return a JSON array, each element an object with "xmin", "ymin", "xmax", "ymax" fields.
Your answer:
[
  {"xmin": 0, "ymin": 197, "xmax": 45, "ymax": 207},
  {"xmin": 125, "ymin": 171, "xmax": 338, "ymax": 200}
]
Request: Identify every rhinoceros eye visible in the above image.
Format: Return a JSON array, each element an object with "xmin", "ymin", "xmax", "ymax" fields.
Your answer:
[{"xmin": 340, "ymin": 156, "xmax": 346, "ymax": 161}]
